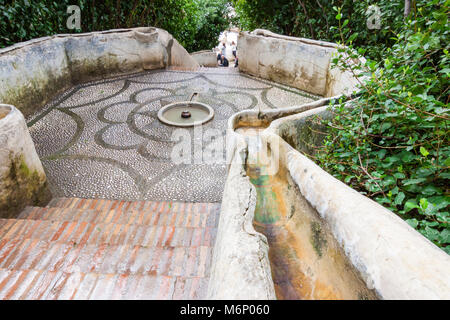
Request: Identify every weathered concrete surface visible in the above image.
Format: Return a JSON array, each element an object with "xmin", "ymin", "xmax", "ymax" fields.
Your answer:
[
  {"xmin": 0, "ymin": 27, "xmax": 199, "ymax": 117},
  {"xmin": 262, "ymin": 107, "xmax": 450, "ymax": 299},
  {"xmin": 207, "ymin": 134, "xmax": 276, "ymax": 300},
  {"xmin": 0, "ymin": 105, "xmax": 50, "ymax": 218},
  {"xmin": 276, "ymin": 107, "xmax": 332, "ymax": 157},
  {"xmin": 191, "ymin": 50, "xmax": 218, "ymax": 67},
  {"xmin": 217, "ymin": 101, "xmax": 450, "ymax": 299},
  {"xmin": 240, "ymin": 126, "xmax": 377, "ymax": 300},
  {"xmin": 238, "ymin": 29, "xmax": 361, "ymax": 97}
]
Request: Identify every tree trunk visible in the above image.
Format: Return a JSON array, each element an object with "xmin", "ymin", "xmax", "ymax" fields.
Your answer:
[
  {"xmin": 297, "ymin": 0, "xmax": 315, "ymax": 39},
  {"xmin": 404, "ymin": 0, "xmax": 411, "ymax": 19}
]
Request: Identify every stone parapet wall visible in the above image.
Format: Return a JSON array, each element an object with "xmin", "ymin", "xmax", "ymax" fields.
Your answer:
[
  {"xmin": 238, "ymin": 29, "xmax": 361, "ymax": 97},
  {"xmin": 0, "ymin": 27, "xmax": 199, "ymax": 117},
  {"xmin": 191, "ymin": 50, "xmax": 218, "ymax": 67},
  {"xmin": 0, "ymin": 27, "xmax": 199, "ymax": 217},
  {"xmin": 207, "ymin": 131, "xmax": 276, "ymax": 300},
  {"xmin": 0, "ymin": 104, "xmax": 50, "ymax": 218}
]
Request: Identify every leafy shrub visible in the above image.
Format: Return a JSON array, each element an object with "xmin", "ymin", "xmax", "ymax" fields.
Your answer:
[
  {"xmin": 232, "ymin": 0, "xmax": 406, "ymax": 60},
  {"xmin": 0, "ymin": 0, "xmax": 231, "ymax": 52},
  {"xmin": 316, "ymin": 1, "xmax": 449, "ymax": 253}
]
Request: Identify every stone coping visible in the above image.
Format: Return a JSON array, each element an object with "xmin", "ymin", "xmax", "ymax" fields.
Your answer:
[
  {"xmin": 0, "ymin": 27, "xmax": 199, "ymax": 117},
  {"xmin": 207, "ymin": 132, "xmax": 276, "ymax": 300},
  {"xmin": 248, "ymin": 29, "xmax": 339, "ymax": 49},
  {"xmin": 190, "ymin": 49, "xmax": 215, "ymax": 55},
  {"xmin": 238, "ymin": 29, "xmax": 365, "ymax": 97}
]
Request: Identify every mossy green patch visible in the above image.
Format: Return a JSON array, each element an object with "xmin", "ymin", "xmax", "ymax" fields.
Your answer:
[
  {"xmin": 1, "ymin": 68, "xmax": 71, "ymax": 118},
  {"xmin": 250, "ymin": 174, "xmax": 281, "ymax": 224},
  {"xmin": 0, "ymin": 153, "xmax": 51, "ymax": 218},
  {"xmin": 279, "ymin": 112, "xmax": 331, "ymax": 157},
  {"xmin": 310, "ymin": 221, "xmax": 327, "ymax": 258}
]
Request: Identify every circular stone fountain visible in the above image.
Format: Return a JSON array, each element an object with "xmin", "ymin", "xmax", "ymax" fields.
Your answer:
[{"xmin": 157, "ymin": 101, "xmax": 214, "ymax": 127}]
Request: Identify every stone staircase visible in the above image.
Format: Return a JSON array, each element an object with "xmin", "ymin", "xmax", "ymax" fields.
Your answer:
[{"xmin": 0, "ymin": 198, "xmax": 220, "ymax": 300}]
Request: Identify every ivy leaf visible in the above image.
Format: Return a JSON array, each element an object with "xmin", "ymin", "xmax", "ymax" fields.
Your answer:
[
  {"xmin": 419, "ymin": 198, "xmax": 428, "ymax": 210},
  {"xmin": 403, "ymin": 178, "xmax": 427, "ymax": 186},
  {"xmin": 404, "ymin": 200, "xmax": 419, "ymax": 212},
  {"xmin": 420, "ymin": 146, "xmax": 429, "ymax": 157},
  {"xmin": 444, "ymin": 157, "xmax": 450, "ymax": 167},
  {"xmin": 439, "ymin": 229, "xmax": 450, "ymax": 244},
  {"xmin": 394, "ymin": 192, "xmax": 405, "ymax": 206},
  {"xmin": 406, "ymin": 218, "xmax": 419, "ymax": 228}
]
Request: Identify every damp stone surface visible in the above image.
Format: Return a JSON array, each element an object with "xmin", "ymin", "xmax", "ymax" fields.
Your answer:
[{"xmin": 28, "ymin": 68, "xmax": 319, "ymax": 202}]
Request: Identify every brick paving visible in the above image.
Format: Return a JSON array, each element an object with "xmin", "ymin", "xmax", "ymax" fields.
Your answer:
[{"xmin": 0, "ymin": 198, "xmax": 220, "ymax": 299}]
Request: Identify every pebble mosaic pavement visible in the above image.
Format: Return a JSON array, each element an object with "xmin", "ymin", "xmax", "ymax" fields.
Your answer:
[{"xmin": 28, "ymin": 68, "xmax": 320, "ymax": 202}]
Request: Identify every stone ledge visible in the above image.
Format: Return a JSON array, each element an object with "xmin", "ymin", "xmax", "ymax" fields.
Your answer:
[
  {"xmin": 0, "ymin": 104, "xmax": 51, "ymax": 218},
  {"xmin": 0, "ymin": 27, "xmax": 199, "ymax": 117},
  {"xmin": 207, "ymin": 134, "xmax": 276, "ymax": 300},
  {"xmin": 238, "ymin": 29, "xmax": 363, "ymax": 97}
]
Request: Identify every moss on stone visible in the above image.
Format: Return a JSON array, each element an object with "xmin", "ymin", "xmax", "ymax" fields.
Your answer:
[
  {"xmin": 310, "ymin": 221, "xmax": 327, "ymax": 258},
  {"xmin": 279, "ymin": 112, "xmax": 331, "ymax": 157},
  {"xmin": 0, "ymin": 153, "xmax": 51, "ymax": 218},
  {"xmin": 1, "ymin": 69, "xmax": 72, "ymax": 118}
]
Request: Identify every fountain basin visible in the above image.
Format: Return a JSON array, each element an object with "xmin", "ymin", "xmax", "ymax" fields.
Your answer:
[{"xmin": 157, "ymin": 101, "xmax": 214, "ymax": 127}]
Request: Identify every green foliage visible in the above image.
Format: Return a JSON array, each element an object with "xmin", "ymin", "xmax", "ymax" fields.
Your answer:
[
  {"xmin": 233, "ymin": 0, "xmax": 407, "ymax": 60},
  {"xmin": 0, "ymin": 0, "xmax": 231, "ymax": 52},
  {"xmin": 316, "ymin": 0, "xmax": 450, "ymax": 254},
  {"xmin": 234, "ymin": 0, "xmax": 449, "ymax": 253}
]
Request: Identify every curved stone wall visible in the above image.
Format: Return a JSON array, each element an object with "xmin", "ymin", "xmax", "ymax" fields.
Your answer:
[
  {"xmin": 207, "ymin": 134, "xmax": 276, "ymax": 299},
  {"xmin": 0, "ymin": 104, "xmax": 50, "ymax": 218},
  {"xmin": 191, "ymin": 50, "xmax": 218, "ymax": 67},
  {"xmin": 0, "ymin": 27, "xmax": 199, "ymax": 217},
  {"xmin": 237, "ymin": 29, "xmax": 362, "ymax": 98},
  {"xmin": 0, "ymin": 27, "xmax": 199, "ymax": 117}
]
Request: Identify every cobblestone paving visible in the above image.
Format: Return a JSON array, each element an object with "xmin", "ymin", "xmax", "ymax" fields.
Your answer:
[{"xmin": 28, "ymin": 69, "xmax": 320, "ymax": 202}]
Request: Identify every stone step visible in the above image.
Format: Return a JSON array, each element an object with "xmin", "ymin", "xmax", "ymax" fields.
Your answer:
[
  {"xmin": 47, "ymin": 197, "xmax": 216, "ymax": 213},
  {"xmin": 18, "ymin": 204, "xmax": 220, "ymax": 228},
  {"xmin": 0, "ymin": 268, "xmax": 208, "ymax": 300},
  {"xmin": 0, "ymin": 219, "xmax": 217, "ymax": 249},
  {"xmin": 0, "ymin": 198, "xmax": 220, "ymax": 300},
  {"xmin": 0, "ymin": 239, "xmax": 213, "ymax": 278}
]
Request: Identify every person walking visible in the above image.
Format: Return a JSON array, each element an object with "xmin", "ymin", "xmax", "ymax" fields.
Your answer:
[{"xmin": 231, "ymin": 41, "xmax": 237, "ymax": 59}]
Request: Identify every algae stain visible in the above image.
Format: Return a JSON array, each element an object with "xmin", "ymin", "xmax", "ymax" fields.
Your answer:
[
  {"xmin": 0, "ymin": 154, "xmax": 51, "ymax": 218},
  {"xmin": 310, "ymin": 221, "xmax": 327, "ymax": 258},
  {"xmin": 250, "ymin": 174, "xmax": 282, "ymax": 224}
]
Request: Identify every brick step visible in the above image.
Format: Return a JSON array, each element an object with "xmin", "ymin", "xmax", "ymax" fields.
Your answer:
[
  {"xmin": 0, "ymin": 198, "xmax": 220, "ymax": 300},
  {"xmin": 47, "ymin": 197, "xmax": 220, "ymax": 214},
  {"xmin": 17, "ymin": 204, "xmax": 219, "ymax": 228},
  {"xmin": 0, "ymin": 240, "xmax": 212, "ymax": 278},
  {"xmin": 0, "ymin": 268, "xmax": 208, "ymax": 300},
  {"xmin": 0, "ymin": 219, "xmax": 217, "ymax": 249}
]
